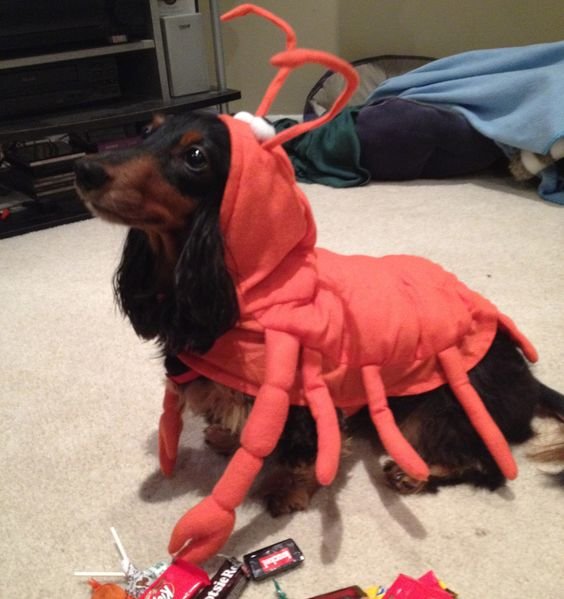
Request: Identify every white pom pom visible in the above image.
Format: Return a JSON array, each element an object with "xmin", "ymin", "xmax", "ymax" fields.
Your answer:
[
  {"xmin": 234, "ymin": 111, "xmax": 276, "ymax": 142},
  {"xmin": 234, "ymin": 111, "xmax": 254, "ymax": 124},
  {"xmin": 520, "ymin": 150, "xmax": 548, "ymax": 176},
  {"xmin": 550, "ymin": 138, "xmax": 564, "ymax": 160}
]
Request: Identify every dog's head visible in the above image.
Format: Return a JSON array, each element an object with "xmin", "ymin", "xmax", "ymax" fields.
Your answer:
[
  {"xmin": 75, "ymin": 111, "xmax": 238, "ymax": 355},
  {"xmin": 75, "ymin": 111, "xmax": 230, "ymax": 233}
]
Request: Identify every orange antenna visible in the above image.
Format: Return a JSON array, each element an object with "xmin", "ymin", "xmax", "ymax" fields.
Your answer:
[
  {"xmin": 262, "ymin": 48, "xmax": 360, "ymax": 150},
  {"xmin": 221, "ymin": 3, "xmax": 297, "ymax": 116}
]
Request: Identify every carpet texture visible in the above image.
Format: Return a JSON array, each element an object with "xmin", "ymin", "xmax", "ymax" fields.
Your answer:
[{"xmin": 1, "ymin": 174, "xmax": 563, "ymax": 598}]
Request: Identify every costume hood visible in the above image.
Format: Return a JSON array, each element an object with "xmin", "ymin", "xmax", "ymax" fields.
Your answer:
[{"xmin": 217, "ymin": 115, "xmax": 318, "ymax": 315}]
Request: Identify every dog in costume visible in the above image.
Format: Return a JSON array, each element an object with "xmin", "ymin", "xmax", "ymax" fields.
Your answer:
[{"xmin": 75, "ymin": 3, "xmax": 564, "ymax": 565}]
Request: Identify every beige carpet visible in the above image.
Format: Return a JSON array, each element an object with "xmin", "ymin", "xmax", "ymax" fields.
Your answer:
[{"xmin": 2, "ymin": 174, "xmax": 563, "ymax": 598}]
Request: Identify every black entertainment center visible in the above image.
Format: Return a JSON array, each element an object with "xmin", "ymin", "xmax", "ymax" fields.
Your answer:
[{"xmin": 0, "ymin": 0, "xmax": 240, "ymax": 239}]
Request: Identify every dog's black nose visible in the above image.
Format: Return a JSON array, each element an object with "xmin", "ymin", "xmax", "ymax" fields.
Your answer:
[{"xmin": 74, "ymin": 159, "xmax": 109, "ymax": 191}]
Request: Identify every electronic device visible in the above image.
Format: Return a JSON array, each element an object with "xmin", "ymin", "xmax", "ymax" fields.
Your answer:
[
  {"xmin": 158, "ymin": 0, "xmax": 197, "ymax": 16},
  {"xmin": 0, "ymin": 1, "xmax": 154, "ymax": 54},
  {"xmin": 160, "ymin": 12, "xmax": 210, "ymax": 97},
  {"xmin": 0, "ymin": 57, "xmax": 121, "ymax": 119},
  {"xmin": 0, "ymin": 0, "xmax": 110, "ymax": 53},
  {"xmin": 4, "ymin": 139, "xmax": 84, "ymax": 204}
]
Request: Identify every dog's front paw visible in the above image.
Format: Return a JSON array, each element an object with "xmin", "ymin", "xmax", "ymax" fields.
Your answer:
[
  {"xmin": 265, "ymin": 485, "xmax": 312, "ymax": 517},
  {"xmin": 383, "ymin": 460, "xmax": 429, "ymax": 494},
  {"xmin": 204, "ymin": 424, "xmax": 239, "ymax": 455},
  {"xmin": 261, "ymin": 464, "xmax": 319, "ymax": 517}
]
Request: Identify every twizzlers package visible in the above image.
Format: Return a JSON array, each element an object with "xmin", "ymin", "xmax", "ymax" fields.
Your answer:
[{"xmin": 139, "ymin": 560, "xmax": 211, "ymax": 599}]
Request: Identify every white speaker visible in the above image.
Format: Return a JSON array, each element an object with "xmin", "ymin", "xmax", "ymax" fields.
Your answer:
[
  {"xmin": 160, "ymin": 13, "xmax": 210, "ymax": 97},
  {"xmin": 157, "ymin": 0, "xmax": 196, "ymax": 16}
]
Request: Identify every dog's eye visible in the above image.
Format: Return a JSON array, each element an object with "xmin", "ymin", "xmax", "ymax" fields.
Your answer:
[{"xmin": 184, "ymin": 146, "xmax": 208, "ymax": 171}]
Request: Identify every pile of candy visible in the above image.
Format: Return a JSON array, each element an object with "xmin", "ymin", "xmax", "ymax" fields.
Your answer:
[
  {"xmin": 304, "ymin": 570, "xmax": 457, "ymax": 598},
  {"xmin": 76, "ymin": 532, "xmax": 303, "ymax": 599},
  {"xmin": 76, "ymin": 531, "xmax": 456, "ymax": 598}
]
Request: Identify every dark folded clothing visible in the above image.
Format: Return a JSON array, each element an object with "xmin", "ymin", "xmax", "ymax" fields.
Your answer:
[{"xmin": 356, "ymin": 98, "xmax": 503, "ymax": 180}]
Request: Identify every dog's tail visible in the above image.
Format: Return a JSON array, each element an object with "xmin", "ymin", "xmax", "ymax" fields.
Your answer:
[
  {"xmin": 539, "ymin": 382, "xmax": 564, "ymax": 421},
  {"xmin": 531, "ymin": 383, "xmax": 564, "ymax": 483}
]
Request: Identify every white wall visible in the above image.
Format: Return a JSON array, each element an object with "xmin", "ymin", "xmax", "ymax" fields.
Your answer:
[{"xmin": 203, "ymin": 0, "xmax": 563, "ymax": 114}]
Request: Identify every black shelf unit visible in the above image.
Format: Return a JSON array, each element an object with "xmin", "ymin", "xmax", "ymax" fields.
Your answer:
[
  {"xmin": 0, "ymin": 193, "xmax": 93, "ymax": 240},
  {"xmin": 0, "ymin": 0, "xmax": 239, "ymax": 240},
  {"xmin": 0, "ymin": 90, "xmax": 241, "ymax": 145}
]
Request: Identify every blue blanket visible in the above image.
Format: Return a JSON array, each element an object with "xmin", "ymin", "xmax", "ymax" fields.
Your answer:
[{"xmin": 365, "ymin": 42, "xmax": 564, "ymax": 203}]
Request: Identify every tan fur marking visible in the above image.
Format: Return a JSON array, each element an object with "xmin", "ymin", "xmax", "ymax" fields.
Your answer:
[
  {"xmin": 92, "ymin": 155, "xmax": 197, "ymax": 232},
  {"xmin": 180, "ymin": 131, "xmax": 204, "ymax": 147},
  {"xmin": 177, "ymin": 379, "xmax": 252, "ymax": 434}
]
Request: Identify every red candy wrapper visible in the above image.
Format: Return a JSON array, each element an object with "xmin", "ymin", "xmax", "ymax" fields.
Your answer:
[
  {"xmin": 139, "ymin": 560, "xmax": 210, "ymax": 599},
  {"xmin": 306, "ymin": 585, "xmax": 367, "ymax": 598},
  {"xmin": 384, "ymin": 572, "xmax": 452, "ymax": 599}
]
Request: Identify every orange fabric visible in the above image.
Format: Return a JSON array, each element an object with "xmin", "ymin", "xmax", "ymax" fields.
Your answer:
[
  {"xmin": 162, "ymin": 4, "xmax": 537, "ymax": 564},
  {"xmin": 159, "ymin": 388, "xmax": 183, "ymax": 477},
  {"xmin": 179, "ymin": 251, "xmax": 525, "ymax": 405},
  {"xmin": 88, "ymin": 580, "xmax": 131, "ymax": 599}
]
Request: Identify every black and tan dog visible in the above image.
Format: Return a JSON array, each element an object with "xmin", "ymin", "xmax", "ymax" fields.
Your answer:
[{"xmin": 75, "ymin": 110, "xmax": 564, "ymax": 514}]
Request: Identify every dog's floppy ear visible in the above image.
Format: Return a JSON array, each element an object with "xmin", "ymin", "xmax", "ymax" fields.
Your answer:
[
  {"xmin": 114, "ymin": 228, "xmax": 164, "ymax": 340},
  {"xmin": 167, "ymin": 205, "xmax": 239, "ymax": 355}
]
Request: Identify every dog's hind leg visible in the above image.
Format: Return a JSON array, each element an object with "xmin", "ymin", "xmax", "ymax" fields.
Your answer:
[
  {"xmin": 383, "ymin": 389, "xmax": 506, "ymax": 494},
  {"xmin": 384, "ymin": 330, "xmax": 540, "ymax": 494}
]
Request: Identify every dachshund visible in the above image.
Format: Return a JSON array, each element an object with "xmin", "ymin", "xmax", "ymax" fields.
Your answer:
[{"xmin": 75, "ymin": 110, "xmax": 564, "ymax": 516}]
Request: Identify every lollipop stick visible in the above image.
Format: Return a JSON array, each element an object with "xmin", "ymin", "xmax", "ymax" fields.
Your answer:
[
  {"xmin": 110, "ymin": 527, "xmax": 129, "ymax": 562},
  {"xmin": 74, "ymin": 571, "xmax": 125, "ymax": 577}
]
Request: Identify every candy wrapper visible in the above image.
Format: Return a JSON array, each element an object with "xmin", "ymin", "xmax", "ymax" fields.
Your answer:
[
  {"xmin": 243, "ymin": 538, "xmax": 304, "ymax": 581},
  {"xmin": 126, "ymin": 561, "xmax": 169, "ymax": 597},
  {"xmin": 306, "ymin": 585, "xmax": 368, "ymax": 598},
  {"xmin": 384, "ymin": 571, "xmax": 457, "ymax": 598},
  {"xmin": 139, "ymin": 560, "xmax": 210, "ymax": 599},
  {"xmin": 76, "ymin": 529, "xmax": 208, "ymax": 599},
  {"xmin": 195, "ymin": 558, "xmax": 249, "ymax": 599}
]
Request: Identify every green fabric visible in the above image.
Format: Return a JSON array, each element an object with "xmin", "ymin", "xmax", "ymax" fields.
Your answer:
[{"xmin": 274, "ymin": 107, "xmax": 370, "ymax": 188}]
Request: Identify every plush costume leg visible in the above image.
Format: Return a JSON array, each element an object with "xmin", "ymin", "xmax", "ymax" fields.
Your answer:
[
  {"xmin": 302, "ymin": 349, "xmax": 341, "ymax": 485},
  {"xmin": 159, "ymin": 386, "xmax": 185, "ymax": 477},
  {"xmin": 438, "ymin": 347, "xmax": 517, "ymax": 479},
  {"xmin": 362, "ymin": 365, "xmax": 430, "ymax": 481},
  {"xmin": 169, "ymin": 331, "xmax": 300, "ymax": 563},
  {"xmin": 498, "ymin": 313, "xmax": 538, "ymax": 363}
]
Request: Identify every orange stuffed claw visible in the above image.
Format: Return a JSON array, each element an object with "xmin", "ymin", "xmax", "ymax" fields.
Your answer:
[
  {"xmin": 169, "ymin": 495, "xmax": 236, "ymax": 565},
  {"xmin": 169, "ymin": 331, "xmax": 300, "ymax": 563}
]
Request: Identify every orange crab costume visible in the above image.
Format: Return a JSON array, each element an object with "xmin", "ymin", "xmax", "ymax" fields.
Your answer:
[{"xmin": 158, "ymin": 4, "xmax": 538, "ymax": 564}]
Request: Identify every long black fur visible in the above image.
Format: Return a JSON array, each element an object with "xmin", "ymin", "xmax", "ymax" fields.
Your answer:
[{"xmin": 112, "ymin": 112, "xmax": 239, "ymax": 355}]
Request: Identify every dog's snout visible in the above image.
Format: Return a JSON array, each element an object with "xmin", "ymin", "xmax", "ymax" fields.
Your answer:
[{"xmin": 74, "ymin": 159, "xmax": 110, "ymax": 191}]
